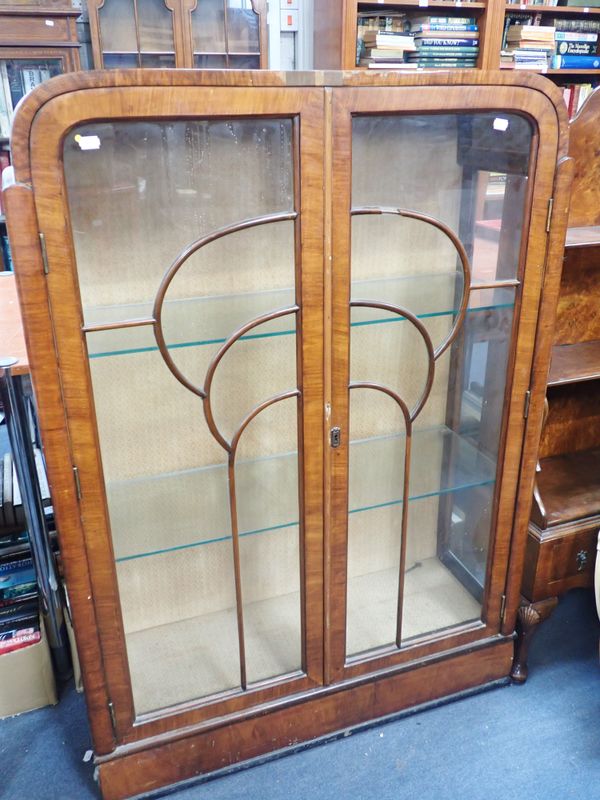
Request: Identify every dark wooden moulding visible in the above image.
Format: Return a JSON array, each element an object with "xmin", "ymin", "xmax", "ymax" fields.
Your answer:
[
  {"xmin": 3, "ymin": 70, "xmax": 571, "ymax": 800},
  {"xmin": 512, "ymin": 87, "xmax": 600, "ymax": 684}
]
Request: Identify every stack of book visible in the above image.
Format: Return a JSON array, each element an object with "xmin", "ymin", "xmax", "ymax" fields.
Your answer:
[
  {"xmin": 562, "ymin": 82, "xmax": 597, "ymax": 117},
  {"xmin": 405, "ymin": 16, "xmax": 479, "ymax": 69},
  {"xmin": 0, "ymin": 557, "xmax": 40, "ymax": 655},
  {"xmin": 359, "ymin": 29, "xmax": 417, "ymax": 69},
  {"xmin": 503, "ymin": 24, "xmax": 556, "ymax": 70},
  {"xmin": 551, "ymin": 22, "xmax": 600, "ymax": 69}
]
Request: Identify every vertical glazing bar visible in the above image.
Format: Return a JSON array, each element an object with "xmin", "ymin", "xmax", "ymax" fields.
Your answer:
[
  {"xmin": 227, "ymin": 454, "xmax": 247, "ymax": 689},
  {"xmin": 291, "ymin": 115, "xmax": 307, "ymax": 670},
  {"xmin": 395, "ymin": 424, "xmax": 412, "ymax": 647},
  {"xmin": 223, "ymin": 0, "xmax": 230, "ymax": 67},
  {"xmin": 0, "ymin": 360, "xmax": 71, "ymax": 679},
  {"xmin": 132, "ymin": 0, "xmax": 143, "ymax": 67}
]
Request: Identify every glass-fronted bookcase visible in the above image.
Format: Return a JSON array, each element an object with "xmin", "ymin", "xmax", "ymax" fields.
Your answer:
[
  {"xmin": 87, "ymin": 0, "xmax": 267, "ymax": 69},
  {"xmin": 3, "ymin": 70, "xmax": 570, "ymax": 800}
]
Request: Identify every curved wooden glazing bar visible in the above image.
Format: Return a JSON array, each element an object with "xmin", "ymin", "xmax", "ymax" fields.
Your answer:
[
  {"xmin": 348, "ymin": 206, "xmax": 474, "ymax": 649},
  {"xmin": 81, "ymin": 209, "xmax": 303, "ymax": 694}
]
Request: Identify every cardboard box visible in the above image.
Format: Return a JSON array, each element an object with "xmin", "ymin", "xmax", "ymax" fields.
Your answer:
[{"xmin": 0, "ymin": 620, "xmax": 57, "ymax": 718}]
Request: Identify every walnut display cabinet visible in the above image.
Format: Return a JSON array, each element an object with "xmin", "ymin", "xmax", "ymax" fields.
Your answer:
[
  {"xmin": 4, "ymin": 70, "xmax": 571, "ymax": 800},
  {"xmin": 87, "ymin": 0, "xmax": 267, "ymax": 69}
]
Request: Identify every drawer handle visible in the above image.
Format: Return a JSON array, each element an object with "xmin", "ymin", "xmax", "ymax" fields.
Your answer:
[{"xmin": 576, "ymin": 550, "xmax": 589, "ymax": 572}]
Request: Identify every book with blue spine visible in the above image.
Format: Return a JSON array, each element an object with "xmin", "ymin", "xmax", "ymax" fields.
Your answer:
[{"xmin": 552, "ymin": 53, "xmax": 600, "ymax": 68}]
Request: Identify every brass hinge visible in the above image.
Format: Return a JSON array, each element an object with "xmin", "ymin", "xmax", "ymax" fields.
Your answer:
[
  {"xmin": 108, "ymin": 700, "xmax": 117, "ymax": 736},
  {"xmin": 39, "ymin": 232, "xmax": 49, "ymax": 274},
  {"xmin": 523, "ymin": 390, "xmax": 531, "ymax": 420},
  {"xmin": 500, "ymin": 594, "xmax": 507, "ymax": 624},
  {"xmin": 72, "ymin": 465, "xmax": 82, "ymax": 501},
  {"xmin": 545, "ymin": 197, "xmax": 554, "ymax": 233}
]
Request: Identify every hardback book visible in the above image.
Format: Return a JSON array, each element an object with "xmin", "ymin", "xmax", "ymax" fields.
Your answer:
[
  {"xmin": 552, "ymin": 53, "xmax": 600, "ymax": 67},
  {"xmin": 555, "ymin": 40, "xmax": 597, "ymax": 55},
  {"xmin": 415, "ymin": 38, "xmax": 479, "ymax": 46},
  {"xmin": 0, "ymin": 629, "xmax": 41, "ymax": 654},
  {"xmin": 411, "ymin": 24, "xmax": 479, "ymax": 32},
  {"xmin": 555, "ymin": 30, "xmax": 598, "ymax": 41}
]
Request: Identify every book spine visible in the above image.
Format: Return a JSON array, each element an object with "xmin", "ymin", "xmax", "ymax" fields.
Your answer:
[
  {"xmin": 414, "ymin": 24, "xmax": 479, "ymax": 31},
  {"xmin": 415, "ymin": 38, "xmax": 479, "ymax": 46},
  {"xmin": 0, "ymin": 557, "xmax": 33, "ymax": 574},
  {"xmin": 556, "ymin": 41, "xmax": 597, "ymax": 55},
  {"xmin": 552, "ymin": 53, "xmax": 600, "ymax": 68},
  {"xmin": 555, "ymin": 31, "xmax": 598, "ymax": 42},
  {"xmin": 0, "ymin": 630, "xmax": 41, "ymax": 654}
]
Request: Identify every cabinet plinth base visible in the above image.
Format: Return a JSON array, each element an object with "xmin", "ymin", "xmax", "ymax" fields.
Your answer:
[{"xmin": 96, "ymin": 637, "xmax": 513, "ymax": 800}]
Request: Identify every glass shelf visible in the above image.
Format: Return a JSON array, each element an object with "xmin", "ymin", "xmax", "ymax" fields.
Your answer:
[
  {"xmin": 85, "ymin": 277, "xmax": 515, "ymax": 359},
  {"xmin": 110, "ymin": 425, "xmax": 496, "ymax": 562}
]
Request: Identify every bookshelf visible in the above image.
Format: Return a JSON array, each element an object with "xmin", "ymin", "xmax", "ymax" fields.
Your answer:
[
  {"xmin": 512, "ymin": 87, "xmax": 600, "ymax": 682},
  {"xmin": 313, "ymin": 0, "xmax": 600, "ymax": 97}
]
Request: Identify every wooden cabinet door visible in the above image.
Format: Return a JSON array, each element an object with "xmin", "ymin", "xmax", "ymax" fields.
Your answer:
[
  {"xmin": 325, "ymin": 83, "xmax": 563, "ymax": 682},
  {"xmin": 26, "ymin": 81, "xmax": 324, "ymax": 746}
]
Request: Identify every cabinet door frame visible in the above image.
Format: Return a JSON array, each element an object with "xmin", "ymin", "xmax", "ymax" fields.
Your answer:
[
  {"xmin": 20, "ymin": 79, "xmax": 325, "ymax": 749},
  {"xmin": 325, "ymin": 83, "xmax": 564, "ymax": 683}
]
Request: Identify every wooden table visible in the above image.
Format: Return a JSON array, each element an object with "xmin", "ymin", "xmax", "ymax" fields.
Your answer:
[
  {"xmin": 0, "ymin": 271, "xmax": 28, "ymax": 374},
  {"xmin": 0, "ymin": 270, "xmax": 70, "ymax": 678}
]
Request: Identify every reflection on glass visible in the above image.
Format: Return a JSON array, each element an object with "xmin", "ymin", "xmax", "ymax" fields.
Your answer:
[
  {"xmin": 99, "ymin": 0, "xmax": 137, "ymax": 53},
  {"xmin": 346, "ymin": 112, "xmax": 531, "ymax": 658},
  {"xmin": 99, "ymin": 0, "xmax": 175, "ymax": 67},
  {"xmin": 227, "ymin": 0, "xmax": 260, "ymax": 52},
  {"xmin": 4, "ymin": 60, "xmax": 63, "ymax": 110},
  {"xmin": 352, "ymin": 113, "xmax": 532, "ymax": 283},
  {"xmin": 138, "ymin": 0, "xmax": 175, "ymax": 52},
  {"xmin": 65, "ymin": 117, "xmax": 301, "ymax": 713},
  {"xmin": 192, "ymin": 0, "xmax": 261, "ymax": 65},
  {"xmin": 192, "ymin": 0, "xmax": 226, "ymax": 52}
]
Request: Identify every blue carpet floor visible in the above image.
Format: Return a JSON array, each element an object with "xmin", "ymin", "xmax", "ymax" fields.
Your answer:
[{"xmin": 1, "ymin": 588, "xmax": 599, "ymax": 800}]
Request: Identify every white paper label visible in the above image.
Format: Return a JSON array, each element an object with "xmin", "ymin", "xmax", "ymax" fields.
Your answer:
[
  {"xmin": 75, "ymin": 134, "xmax": 101, "ymax": 151},
  {"xmin": 493, "ymin": 117, "xmax": 509, "ymax": 132},
  {"xmin": 45, "ymin": 19, "xmax": 55, "ymax": 26},
  {"xmin": 584, "ymin": 6, "xmax": 590, "ymax": 11},
  {"xmin": 419, "ymin": 0, "xmax": 429, "ymax": 7}
]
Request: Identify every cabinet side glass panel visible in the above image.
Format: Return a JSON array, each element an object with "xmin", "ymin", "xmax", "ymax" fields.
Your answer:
[
  {"xmin": 63, "ymin": 118, "xmax": 303, "ymax": 713},
  {"xmin": 346, "ymin": 112, "xmax": 532, "ymax": 658}
]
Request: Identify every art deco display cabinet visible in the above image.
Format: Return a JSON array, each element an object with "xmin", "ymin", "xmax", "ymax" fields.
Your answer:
[{"xmin": 4, "ymin": 70, "xmax": 570, "ymax": 800}]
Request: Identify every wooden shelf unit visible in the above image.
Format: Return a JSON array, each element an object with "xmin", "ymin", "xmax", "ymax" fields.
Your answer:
[
  {"xmin": 512, "ymin": 87, "xmax": 600, "ymax": 683},
  {"xmin": 314, "ymin": 0, "xmax": 600, "ymax": 86}
]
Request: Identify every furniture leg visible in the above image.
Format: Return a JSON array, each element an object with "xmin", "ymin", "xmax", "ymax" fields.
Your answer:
[{"xmin": 511, "ymin": 597, "xmax": 559, "ymax": 683}]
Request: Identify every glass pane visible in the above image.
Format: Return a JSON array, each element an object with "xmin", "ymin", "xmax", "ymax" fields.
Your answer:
[
  {"xmin": 352, "ymin": 113, "xmax": 532, "ymax": 283},
  {"xmin": 194, "ymin": 54, "xmax": 228, "ymax": 68},
  {"xmin": 103, "ymin": 53, "xmax": 139, "ymax": 69},
  {"xmin": 192, "ymin": 0, "xmax": 226, "ymax": 52},
  {"xmin": 140, "ymin": 53, "xmax": 176, "ymax": 68},
  {"xmin": 99, "ymin": 0, "xmax": 138, "ymax": 53},
  {"xmin": 226, "ymin": 0, "xmax": 260, "ymax": 52},
  {"xmin": 64, "ymin": 118, "xmax": 301, "ymax": 713},
  {"xmin": 138, "ymin": 0, "xmax": 174, "ymax": 52},
  {"xmin": 4, "ymin": 60, "xmax": 62, "ymax": 109},
  {"xmin": 229, "ymin": 54, "xmax": 260, "ymax": 69},
  {"xmin": 346, "ymin": 112, "xmax": 531, "ymax": 657}
]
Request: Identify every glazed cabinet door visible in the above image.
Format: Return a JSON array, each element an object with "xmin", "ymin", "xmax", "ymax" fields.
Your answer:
[
  {"xmin": 89, "ymin": 0, "xmax": 180, "ymax": 68},
  {"xmin": 326, "ymin": 85, "xmax": 560, "ymax": 681},
  {"xmin": 29, "ymin": 85, "xmax": 324, "ymax": 742}
]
